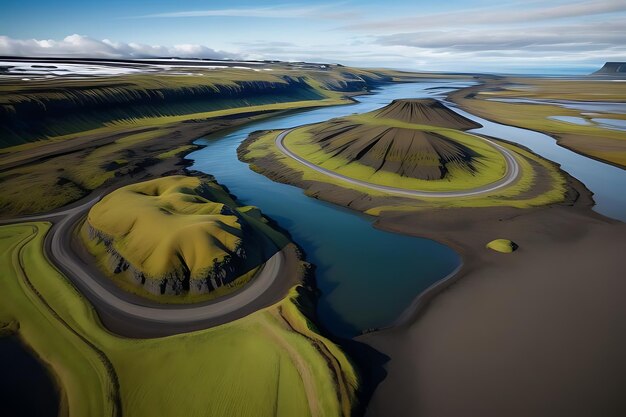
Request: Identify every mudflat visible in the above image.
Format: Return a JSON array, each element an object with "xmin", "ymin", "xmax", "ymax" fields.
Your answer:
[{"xmin": 360, "ymin": 179, "xmax": 626, "ymax": 417}]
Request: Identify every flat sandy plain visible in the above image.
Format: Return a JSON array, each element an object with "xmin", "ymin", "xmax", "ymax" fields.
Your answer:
[{"xmin": 361, "ymin": 187, "xmax": 626, "ymax": 417}]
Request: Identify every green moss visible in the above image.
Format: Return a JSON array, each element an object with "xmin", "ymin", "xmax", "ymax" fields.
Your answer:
[
  {"xmin": 0, "ymin": 222, "xmax": 358, "ymax": 417},
  {"xmin": 0, "ymin": 223, "xmax": 116, "ymax": 417},
  {"xmin": 83, "ymin": 176, "xmax": 291, "ymax": 300}
]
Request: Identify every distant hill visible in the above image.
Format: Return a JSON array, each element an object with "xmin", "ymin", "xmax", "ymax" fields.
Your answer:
[{"xmin": 592, "ymin": 62, "xmax": 626, "ymax": 75}]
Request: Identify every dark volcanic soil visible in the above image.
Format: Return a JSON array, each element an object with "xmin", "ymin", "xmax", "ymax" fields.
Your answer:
[{"xmin": 359, "ymin": 177, "xmax": 626, "ymax": 417}]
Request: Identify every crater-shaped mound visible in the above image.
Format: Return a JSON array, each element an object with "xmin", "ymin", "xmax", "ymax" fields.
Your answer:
[
  {"xmin": 302, "ymin": 99, "xmax": 486, "ymax": 181},
  {"xmin": 85, "ymin": 175, "xmax": 282, "ymax": 297},
  {"xmin": 372, "ymin": 98, "xmax": 482, "ymax": 129},
  {"xmin": 308, "ymin": 119, "xmax": 480, "ymax": 180}
]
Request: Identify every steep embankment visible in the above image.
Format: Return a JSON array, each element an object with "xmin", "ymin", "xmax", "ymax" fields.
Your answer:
[
  {"xmin": 0, "ymin": 64, "xmax": 393, "ymax": 146},
  {"xmin": 83, "ymin": 175, "xmax": 286, "ymax": 299}
]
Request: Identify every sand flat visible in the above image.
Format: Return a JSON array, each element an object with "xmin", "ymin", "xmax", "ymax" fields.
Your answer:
[{"xmin": 361, "ymin": 199, "xmax": 626, "ymax": 417}]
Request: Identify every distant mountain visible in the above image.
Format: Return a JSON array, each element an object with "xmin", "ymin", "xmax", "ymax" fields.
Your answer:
[{"xmin": 592, "ymin": 62, "xmax": 626, "ymax": 75}]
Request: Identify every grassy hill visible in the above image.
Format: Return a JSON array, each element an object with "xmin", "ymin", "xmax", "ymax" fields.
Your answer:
[
  {"xmin": 239, "ymin": 98, "xmax": 569, "ymax": 212},
  {"xmin": 84, "ymin": 175, "xmax": 287, "ymax": 298}
]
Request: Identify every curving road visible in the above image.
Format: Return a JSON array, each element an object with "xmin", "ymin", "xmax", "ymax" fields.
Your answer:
[
  {"xmin": 275, "ymin": 128, "xmax": 521, "ymax": 198},
  {"xmin": 1, "ymin": 194, "xmax": 293, "ymax": 337}
]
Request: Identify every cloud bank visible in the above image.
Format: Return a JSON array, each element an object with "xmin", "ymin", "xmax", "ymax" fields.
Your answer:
[{"xmin": 0, "ymin": 34, "xmax": 240, "ymax": 59}]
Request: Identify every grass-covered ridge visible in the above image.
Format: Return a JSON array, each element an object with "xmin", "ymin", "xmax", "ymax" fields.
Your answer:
[
  {"xmin": 84, "ymin": 175, "xmax": 288, "ymax": 298},
  {"xmin": 0, "ymin": 222, "xmax": 358, "ymax": 417},
  {"xmin": 0, "ymin": 63, "xmax": 401, "ymax": 147}
]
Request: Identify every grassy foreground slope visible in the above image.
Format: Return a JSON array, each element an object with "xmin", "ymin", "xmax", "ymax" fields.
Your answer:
[
  {"xmin": 0, "ymin": 222, "xmax": 357, "ymax": 417},
  {"xmin": 449, "ymin": 77, "xmax": 626, "ymax": 167},
  {"xmin": 84, "ymin": 176, "xmax": 287, "ymax": 299}
]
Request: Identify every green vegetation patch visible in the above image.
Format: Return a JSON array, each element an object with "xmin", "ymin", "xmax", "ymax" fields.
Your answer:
[
  {"xmin": 0, "ymin": 222, "xmax": 358, "ymax": 417},
  {"xmin": 486, "ymin": 239, "xmax": 519, "ymax": 253},
  {"xmin": 157, "ymin": 144, "xmax": 196, "ymax": 159}
]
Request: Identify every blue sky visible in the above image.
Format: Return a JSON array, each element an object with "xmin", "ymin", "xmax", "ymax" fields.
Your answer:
[{"xmin": 1, "ymin": 0, "xmax": 625, "ymax": 73}]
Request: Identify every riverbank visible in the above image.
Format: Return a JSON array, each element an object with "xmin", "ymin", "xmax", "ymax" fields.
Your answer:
[{"xmin": 359, "ymin": 175, "xmax": 626, "ymax": 416}]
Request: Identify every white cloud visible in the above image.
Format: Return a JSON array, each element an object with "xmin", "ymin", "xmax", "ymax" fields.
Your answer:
[{"xmin": 0, "ymin": 34, "xmax": 240, "ymax": 59}]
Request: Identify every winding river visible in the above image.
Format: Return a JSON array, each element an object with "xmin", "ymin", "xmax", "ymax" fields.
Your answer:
[{"xmin": 190, "ymin": 80, "xmax": 626, "ymax": 338}]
